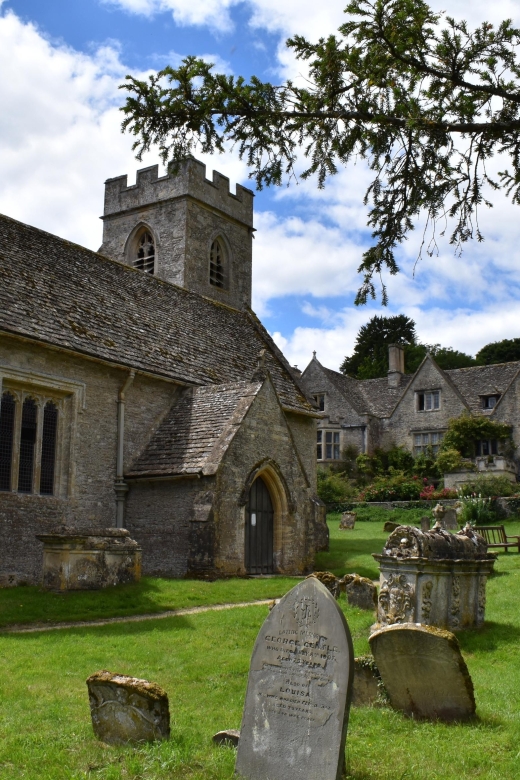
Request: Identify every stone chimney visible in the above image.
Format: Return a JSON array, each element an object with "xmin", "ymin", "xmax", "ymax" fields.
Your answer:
[{"xmin": 388, "ymin": 344, "xmax": 405, "ymax": 388}]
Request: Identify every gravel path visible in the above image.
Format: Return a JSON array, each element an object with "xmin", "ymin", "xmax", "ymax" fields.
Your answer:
[{"xmin": 0, "ymin": 599, "xmax": 274, "ymax": 635}]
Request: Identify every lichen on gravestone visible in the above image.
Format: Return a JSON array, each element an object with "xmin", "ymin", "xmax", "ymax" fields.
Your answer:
[
  {"xmin": 235, "ymin": 577, "xmax": 354, "ymax": 780},
  {"xmin": 86, "ymin": 670, "xmax": 170, "ymax": 745}
]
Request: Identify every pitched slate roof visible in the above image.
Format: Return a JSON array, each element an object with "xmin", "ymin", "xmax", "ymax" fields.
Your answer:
[
  {"xmin": 316, "ymin": 358, "xmax": 520, "ymax": 418},
  {"xmin": 0, "ymin": 213, "xmax": 312, "ymax": 414},
  {"xmin": 321, "ymin": 364, "xmax": 411, "ymax": 416},
  {"xmin": 126, "ymin": 381, "xmax": 261, "ymax": 477},
  {"xmin": 445, "ymin": 362, "xmax": 520, "ymax": 414}
]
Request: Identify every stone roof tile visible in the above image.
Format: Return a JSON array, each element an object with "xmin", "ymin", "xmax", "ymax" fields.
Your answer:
[
  {"xmin": 0, "ymin": 213, "xmax": 312, "ymax": 414},
  {"xmin": 126, "ymin": 381, "xmax": 260, "ymax": 477}
]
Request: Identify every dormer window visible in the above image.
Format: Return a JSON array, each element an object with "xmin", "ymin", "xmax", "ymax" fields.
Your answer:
[
  {"xmin": 417, "ymin": 390, "xmax": 440, "ymax": 411},
  {"xmin": 134, "ymin": 231, "xmax": 155, "ymax": 274},
  {"xmin": 481, "ymin": 395, "xmax": 500, "ymax": 410},
  {"xmin": 209, "ymin": 238, "xmax": 225, "ymax": 288},
  {"xmin": 314, "ymin": 394, "xmax": 325, "ymax": 411}
]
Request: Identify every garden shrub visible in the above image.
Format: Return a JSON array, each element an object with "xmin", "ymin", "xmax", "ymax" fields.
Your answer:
[
  {"xmin": 436, "ymin": 448, "xmax": 466, "ymax": 474},
  {"xmin": 317, "ymin": 468, "xmax": 354, "ymax": 503},
  {"xmin": 457, "ymin": 474, "xmax": 517, "ymax": 498},
  {"xmin": 357, "ymin": 473, "xmax": 422, "ymax": 502},
  {"xmin": 458, "ymin": 494, "xmax": 500, "ymax": 525}
]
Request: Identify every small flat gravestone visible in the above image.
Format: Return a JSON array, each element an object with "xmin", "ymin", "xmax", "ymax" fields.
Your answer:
[
  {"xmin": 235, "ymin": 577, "xmax": 354, "ymax": 780},
  {"xmin": 213, "ymin": 729, "xmax": 240, "ymax": 747},
  {"xmin": 341, "ymin": 574, "xmax": 377, "ymax": 610},
  {"xmin": 369, "ymin": 623, "xmax": 475, "ymax": 722},
  {"xmin": 339, "ymin": 512, "xmax": 356, "ymax": 530},
  {"xmin": 86, "ymin": 670, "xmax": 170, "ymax": 744},
  {"xmin": 383, "ymin": 521, "xmax": 400, "ymax": 533},
  {"xmin": 351, "ymin": 657, "xmax": 382, "ymax": 707},
  {"xmin": 420, "ymin": 516, "xmax": 430, "ymax": 532}
]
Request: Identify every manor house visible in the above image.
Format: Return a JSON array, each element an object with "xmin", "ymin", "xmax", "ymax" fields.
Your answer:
[
  {"xmin": 301, "ymin": 347, "xmax": 520, "ymax": 475},
  {"xmin": 0, "ymin": 158, "xmax": 326, "ymax": 585}
]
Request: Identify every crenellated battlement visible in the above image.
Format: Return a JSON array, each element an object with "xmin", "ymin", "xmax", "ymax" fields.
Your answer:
[{"xmin": 103, "ymin": 157, "xmax": 254, "ymax": 227}]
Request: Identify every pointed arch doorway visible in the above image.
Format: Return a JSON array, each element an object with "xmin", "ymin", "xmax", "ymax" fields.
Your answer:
[{"xmin": 245, "ymin": 476, "xmax": 274, "ymax": 574}]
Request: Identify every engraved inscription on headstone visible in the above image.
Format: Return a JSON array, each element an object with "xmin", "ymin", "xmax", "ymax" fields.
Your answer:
[{"xmin": 235, "ymin": 578, "xmax": 354, "ymax": 780}]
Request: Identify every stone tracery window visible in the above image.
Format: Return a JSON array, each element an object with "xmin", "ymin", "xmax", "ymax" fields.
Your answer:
[
  {"xmin": 0, "ymin": 391, "xmax": 15, "ymax": 491},
  {"xmin": 209, "ymin": 238, "xmax": 226, "ymax": 288},
  {"xmin": 134, "ymin": 231, "xmax": 155, "ymax": 274},
  {"xmin": 0, "ymin": 391, "xmax": 60, "ymax": 495}
]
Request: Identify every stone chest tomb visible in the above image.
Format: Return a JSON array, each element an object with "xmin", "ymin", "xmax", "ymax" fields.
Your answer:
[
  {"xmin": 373, "ymin": 524, "xmax": 495, "ymax": 631},
  {"xmin": 36, "ymin": 528, "xmax": 141, "ymax": 591}
]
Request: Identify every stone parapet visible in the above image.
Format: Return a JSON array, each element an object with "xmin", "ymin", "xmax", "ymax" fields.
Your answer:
[{"xmin": 103, "ymin": 159, "xmax": 254, "ymax": 226}]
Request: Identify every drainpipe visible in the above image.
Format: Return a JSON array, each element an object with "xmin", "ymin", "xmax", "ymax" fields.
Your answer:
[{"xmin": 114, "ymin": 370, "xmax": 135, "ymax": 528}]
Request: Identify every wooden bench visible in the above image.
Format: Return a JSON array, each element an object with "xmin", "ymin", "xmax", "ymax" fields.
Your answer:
[{"xmin": 476, "ymin": 525, "xmax": 520, "ymax": 552}]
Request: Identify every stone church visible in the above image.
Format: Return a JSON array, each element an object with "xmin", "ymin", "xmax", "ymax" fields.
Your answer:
[
  {"xmin": 302, "ymin": 346, "xmax": 520, "ymax": 478},
  {"xmin": 0, "ymin": 157, "xmax": 327, "ymax": 585}
]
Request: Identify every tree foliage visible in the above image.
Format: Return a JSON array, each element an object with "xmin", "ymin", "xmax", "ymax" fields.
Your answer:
[
  {"xmin": 340, "ymin": 314, "xmax": 474, "ymax": 377},
  {"xmin": 120, "ymin": 0, "xmax": 520, "ymax": 303},
  {"xmin": 440, "ymin": 414, "xmax": 512, "ymax": 458},
  {"xmin": 340, "ymin": 314, "xmax": 416, "ymax": 377},
  {"xmin": 476, "ymin": 337, "xmax": 520, "ymax": 365}
]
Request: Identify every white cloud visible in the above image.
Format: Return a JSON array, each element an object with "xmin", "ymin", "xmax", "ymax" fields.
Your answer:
[
  {"xmin": 102, "ymin": 0, "xmax": 237, "ymax": 31},
  {"xmin": 0, "ymin": 8, "xmax": 248, "ymax": 250}
]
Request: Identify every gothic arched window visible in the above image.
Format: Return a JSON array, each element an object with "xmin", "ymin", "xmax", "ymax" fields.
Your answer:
[
  {"xmin": 209, "ymin": 238, "xmax": 226, "ymax": 288},
  {"xmin": 0, "ymin": 391, "xmax": 16, "ymax": 491},
  {"xmin": 40, "ymin": 401, "xmax": 58, "ymax": 495},
  {"xmin": 18, "ymin": 397, "xmax": 38, "ymax": 493},
  {"xmin": 134, "ymin": 230, "xmax": 155, "ymax": 274}
]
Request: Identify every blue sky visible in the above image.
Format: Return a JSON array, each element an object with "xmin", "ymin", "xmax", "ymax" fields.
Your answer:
[{"xmin": 1, "ymin": 0, "xmax": 520, "ymax": 371}]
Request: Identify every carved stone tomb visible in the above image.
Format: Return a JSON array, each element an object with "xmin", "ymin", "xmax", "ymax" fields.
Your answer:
[
  {"xmin": 37, "ymin": 527, "xmax": 141, "ymax": 591},
  {"xmin": 374, "ymin": 524, "xmax": 495, "ymax": 631},
  {"xmin": 235, "ymin": 577, "xmax": 354, "ymax": 780}
]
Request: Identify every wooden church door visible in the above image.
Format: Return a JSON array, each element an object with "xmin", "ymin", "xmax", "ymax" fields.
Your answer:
[{"xmin": 245, "ymin": 476, "xmax": 274, "ymax": 574}]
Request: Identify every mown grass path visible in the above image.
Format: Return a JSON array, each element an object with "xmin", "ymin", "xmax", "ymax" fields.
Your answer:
[{"xmin": 0, "ymin": 599, "xmax": 273, "ymax": 634}]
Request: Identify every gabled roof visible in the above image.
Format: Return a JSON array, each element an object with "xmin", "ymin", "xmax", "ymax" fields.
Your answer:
[
  {"xmin": 445, "ymin": 362, "xmax": 520, "ymax": 414},
  {"xmin": 305, "ymin": 355, "xmax": 520, "ymax": 419},
  {"xmin": 126, "ymin": 381, "xmax": 261, "ymax": 478},
  {"xmin": 0, "ymin": 213, "xmax": 313, "ymax": 414},
  {"xmin": 355, "ymin": 375, "xmax": 412, "ymax": 417}
]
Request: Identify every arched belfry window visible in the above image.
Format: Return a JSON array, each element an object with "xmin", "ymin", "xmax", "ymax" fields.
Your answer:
[
  {"xmin": 134, "ymin": 230, "xmax": 155, "ymax": 274},
  {"xmin": 209, "ymin": 238, "xmax": 226, "ymax": 288}
]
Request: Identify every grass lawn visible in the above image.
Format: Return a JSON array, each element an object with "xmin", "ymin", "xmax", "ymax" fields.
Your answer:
[{"xmin": 2, "ymin": 514, "xmax": 520, "ymax": 778}]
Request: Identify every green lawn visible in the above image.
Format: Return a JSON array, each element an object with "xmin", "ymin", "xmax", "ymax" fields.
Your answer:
[{"xmin": 2, "ymin": 516, "xmax": 520, "ymax": 779}]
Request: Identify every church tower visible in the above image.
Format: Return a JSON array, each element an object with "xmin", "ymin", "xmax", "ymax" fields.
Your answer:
[{"xmin": 99, "ymin": 157, "xmax": 254, "ymax": 310}]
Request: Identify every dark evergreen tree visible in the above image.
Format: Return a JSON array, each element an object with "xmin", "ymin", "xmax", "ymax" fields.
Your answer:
[
  {"xmin": 476, "ymin": 338, "xmax": 520, "ymax": 365},
  {"xmin": 121, "ymin": 0, "xmax": 520, "ymax": 303},
  {"xmin": 340, "ymin": 314, "xmax": 416, "ymax": 377}
]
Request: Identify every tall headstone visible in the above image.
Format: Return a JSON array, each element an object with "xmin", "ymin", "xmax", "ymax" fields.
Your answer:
[{"xmin": 235, "ymin": 578, "xmax": 354, "ymax": 780}]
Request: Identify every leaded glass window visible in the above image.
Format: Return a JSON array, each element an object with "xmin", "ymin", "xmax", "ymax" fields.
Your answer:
[
  {"xmin": 40, "ymin": 401, "xmax": 58, "ymax": 495},
  {"xmin": 18, "ymin": 397, "xmax": 38, "ymax": 493},
  {"xmin": 0, "ymin": 392, "xmax": 15, "ymax": 491}
]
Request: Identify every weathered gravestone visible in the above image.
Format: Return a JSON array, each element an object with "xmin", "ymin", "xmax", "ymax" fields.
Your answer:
[
  {"xmin": 86, "ymin": 670, "xmax": 170, "ymax": 744},
  {"xmin": 339, "ymin": 512, "xmax": 356, "ymax": 530},
  {"xmin": 420, "ymin": 516, "xmax": 430, "ymax": 532},
  {"xmin": 443, "ymin": 508, "xmax": 459, "ymax": 530},
  {"xmin": 369, "ymin": 623, "xmax": 476, "ymax": 722},
  {"xmin": 340, "ymin": 574, "xmax": 378, "ymax": 610},
  {"xmin": 351, "ymin": 657, "xmax": 383, "ymax": 707},
  {"xmin": 235, "ymin": 578, "xmax": 354, "ymax": 780}
]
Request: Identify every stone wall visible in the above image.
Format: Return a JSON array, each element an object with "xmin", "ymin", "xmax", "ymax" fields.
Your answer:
[
  {"xmin": 213, "ymin": 379, "xmax": 316, "ymax": 576},
  {"xmin": 100, "ymin": 159, "xmax": 254, "ymax": 310},
  {"xmin": 385, "ymin": 359, "xmax": 467, "ymax": 452},
  {"xmin": 0, "ymin": 334, "xmax": 180, "ymax": 582},
  {"xmin": 300, "ymin": 360, "xmax": 367, "ymax": 461},
  {"xmin": 125, "ymin": 478, "xmax": 204, "ymax": 577}
]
